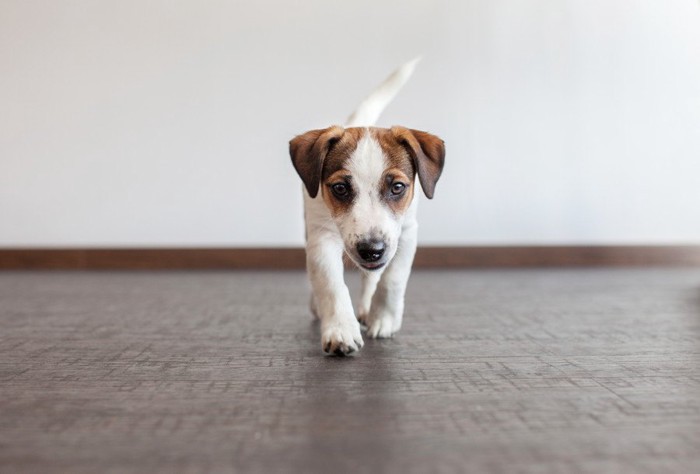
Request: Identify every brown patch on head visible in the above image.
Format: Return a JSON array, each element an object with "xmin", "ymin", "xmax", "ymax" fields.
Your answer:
[
  {"xmin": 320, "ymin": 128, "xmax": 365, "ymax": 180},
  {"xmin": 318, "ymin": 128, "xmax": 364, "ymax": 217},
  {"xmin": 372, "ymin": 128, "xmax": 417, "ymax": 214}
]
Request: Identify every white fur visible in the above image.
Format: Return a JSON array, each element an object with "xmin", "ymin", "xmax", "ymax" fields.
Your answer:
[
  {"xmin": 346, "ymin": 57, "xmax": 421, "ymax": 127},
  {"xmin": 303, "ymin": 59, "xmax": 421, "ymax": 355}
]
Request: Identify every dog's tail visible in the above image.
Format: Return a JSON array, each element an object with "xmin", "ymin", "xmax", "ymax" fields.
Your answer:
[{"xmin": 345, "ymin": 56, "xmax": 421, "ymax": 127}]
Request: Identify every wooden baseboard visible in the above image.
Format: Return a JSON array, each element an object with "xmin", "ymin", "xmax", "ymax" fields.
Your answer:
[
  {"xmin": 413, "ymin": 245, "xmax": 700, "ymax": 267},
  {"xmin": 0, "ymin": 246, "xmax": 699, "ymax": 269}
]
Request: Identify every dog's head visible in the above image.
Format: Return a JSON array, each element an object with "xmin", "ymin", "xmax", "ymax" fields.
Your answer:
[{"xmin": 290, "ymin": 126, "xmax": 445, "ymax": 271}]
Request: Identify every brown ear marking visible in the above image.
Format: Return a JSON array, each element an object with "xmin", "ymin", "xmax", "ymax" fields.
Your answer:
[
  {"xmin": 391, "ymin": 127, "xmax": 445, "ymax": 199},
  {"xmin": 289, "ymin": 126, "xmax": 345, "ymax": 198}
]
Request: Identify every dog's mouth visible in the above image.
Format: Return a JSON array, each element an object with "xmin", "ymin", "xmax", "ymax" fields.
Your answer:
[{"xmin": 359, "ymin": 261, "xmax": 386, "ymax": 271}]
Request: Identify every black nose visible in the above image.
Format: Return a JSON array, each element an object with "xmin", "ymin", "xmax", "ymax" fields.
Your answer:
[{"xmin": 356, "ymin": 240, "xmax": 386, "ymax": 262}]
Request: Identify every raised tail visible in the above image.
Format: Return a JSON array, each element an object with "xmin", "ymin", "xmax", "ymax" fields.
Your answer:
[{"xmin": 345, "ymin": 56, "xmax": 421, "ymax": 127}]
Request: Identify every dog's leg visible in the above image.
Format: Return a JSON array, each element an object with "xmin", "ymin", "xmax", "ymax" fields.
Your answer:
[
  {"xmin": 357, "ymin": 269, "xmax": 382, "ymax": 327},
  {"xmin": 365, "ymin": 221, "xmax": 418, "ymax": 338},
  {"xmin": 307, "ymin": 234, "xmax": 364, "ymax": 355},
  {"xmin": 309, "ymin": 294, "xmax": 319, "ymax": 319}
]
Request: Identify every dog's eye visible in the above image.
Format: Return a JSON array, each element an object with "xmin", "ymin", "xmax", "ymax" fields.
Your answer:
[
  {"xmin": 391, "ymin": 182, "xmax": 406, "ymax": 195},
  {"xmin": 331, "ymin": 183, "xmax": 349, "ymax": 197}
]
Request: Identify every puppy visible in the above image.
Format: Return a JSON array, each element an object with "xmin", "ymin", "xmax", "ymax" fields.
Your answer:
[{"xmin": 289, "ymin": 59, "xmax": 445, "ymax": 355}]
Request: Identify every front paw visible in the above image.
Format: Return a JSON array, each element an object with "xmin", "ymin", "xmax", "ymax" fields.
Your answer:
[
  {"xmin": 364, "ymin": 310, "xmax": 398, "ymax": 339},
  {"xmin": 321, "ymin": 320, "xmax": 364, "ymax": 356}
]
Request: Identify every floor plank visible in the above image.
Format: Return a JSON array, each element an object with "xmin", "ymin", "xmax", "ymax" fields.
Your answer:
[{"xmin": 1, "ymin": 269, "xmax": 699, "ymax": 473}]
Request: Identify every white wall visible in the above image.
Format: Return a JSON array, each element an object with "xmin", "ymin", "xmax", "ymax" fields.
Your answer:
[{"xmin": 1, "ymin": 0, "xmax": 700, "ymax": 247}]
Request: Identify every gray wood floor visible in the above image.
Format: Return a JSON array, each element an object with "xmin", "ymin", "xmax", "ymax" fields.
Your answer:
[{"xmin": 1, "ymin": 269, "xmax": 699, "ymax": 474}]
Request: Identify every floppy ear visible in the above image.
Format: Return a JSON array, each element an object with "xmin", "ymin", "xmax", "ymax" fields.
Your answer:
[
  {"xmin": 289, "ymin": 126, "xmax": 345, "ymax": 198},
  {"xmin": 391, "ymin": 127, "xmax": 445, "ymax": 199}
]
